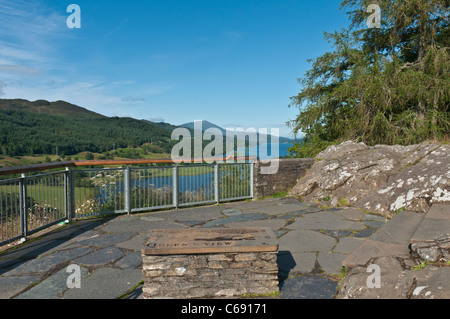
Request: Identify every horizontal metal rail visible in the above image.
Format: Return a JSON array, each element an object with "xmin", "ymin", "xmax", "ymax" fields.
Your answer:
[{"xmin": 0, "ymin": 156, "xmax": 257, "ymax": 176}]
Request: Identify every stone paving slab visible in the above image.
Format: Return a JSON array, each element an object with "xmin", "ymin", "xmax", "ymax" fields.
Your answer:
[
  {"xmin": 321, "ymin": 229, "xmax": 353, "ymax": 238},
  {"xmin": 116, "ymin": 252, "xmax": 142, "ymax": 270},
  {"xmin": 363, "ymin": 220, "xmax": 386, "ymax": 228},
  {"xmin": 149, "ymin": 205, "xmax": 229, "ymax": 222},
  {"xmin": 426, "ymin": 204, "xmax": 450, "ymax": 220},
  {"xmin": 333, "ymin": 237, "xmax": 365, "ymax": 254},
  {"xmin": 223, "ymin": 219, "xmax": 287, "ymax": 231},
  {"xmin": 352, "ymin": 228, "xmax": 378, "ymax": 238},
  {"xmin": 332, "ymin": 208, "xmax": 366, "ymax": 221},
  {"xmin": 342, "ymin": 239, "xmax": 410, "ymax": 268},
  {"xmin": 410, "ymin": 218, "xmax": 450, "ymax": 243},
  {"xmin": 73, "ymin": 246, "xmax": 124, "ymax": 267},
  {"xmin": 0, "ymin": 198, "xmax": 411, "ymax": 299},
  {"xmin": 99, "ymin": 216, "xmax": 162, "ymax": 233},
  {"xmin": 202, "ymin": 213, "xmax": 271, "ymax": 228},
  {"xmin": 59, "ymin": 230, "xmax": 102, "ymax": 249},
  {"xmin": 317, "ymin": 252, "xmax": 347, "ymax": 275},
  {"xmin": 278, "ymin": 229, "xmax": 336, "ymax": 253},
  {"xmin": 244, "ymin": 204, "xmax": 314, "ymax": 215},
  {"xmin": 76, "ymin": 232, "xmax": 135, "ymax": 248},
  {"xmin": 362, "ymin": 214, "xmax": 388, "ymax": 222},
  {"xmin": 278, "ymin": 251, "xmax": 317, "ymax": 275},
  {"xmin": 221, "ymin": 208, "xmax": 243, "ymax": 216},
  {"xmin": 370, "ymin": 211, "xmax": 424, "ymax": 245},
  {"xmin": 63, "ymin": 268, "xmax": 143, "ymax": 299},
  {"xmin": 408, "ymin": 204, "xmax": 450, "ymax": 263},
  {"xmin": 3, "ymin": 246, "xmax": 95, "ymax": 276},
  {"xmin": 337, "ymin": 204, "xmax": 450, "ymax": 299},
  {"xmin": 0, "ymin": 276, "xmax": 41, "ymax": 299},
  {"xmin": 224, "ymin": 199, "xmax": 283, "ymax": 210},
  {"xmin": 15, "ymin": 267, "xmax": 89, "ymax": 299},
  {"xmin": 116, "ymin": 234, "xmax": 147, "ymax": 251},
  {"xmin": 0, "ymin": 239, "xmax": 69, "ymax": 262},
  {"xmin": 279, "ymin": 276, "xmax": 338, "ymax": 299},
  {"xmin": 286, "ymin": 211, "xmax": 367, "ymax": 231}
]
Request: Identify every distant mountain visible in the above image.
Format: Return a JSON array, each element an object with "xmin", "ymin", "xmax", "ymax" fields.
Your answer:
[
  {"xmin": 180, "ymin": 120, "xmax": 225, "ymax": 134},
  {"xmin": 142, "ymin": 120, "xmax": 180, "ymax": 132},
  {"xmin": 180, "ymin": 120, "xmax": 295, "ymax": 144},
  {"xmin": 0, "ymin": 99, "xmax": 175, "ymax": 157},
  {"xmin": 0, "ymin": 99, "xmax": 105, "ymax": 119},
  {"xmin": 0, "ymin": 99, "xmax": 296, "ymax": 159}
]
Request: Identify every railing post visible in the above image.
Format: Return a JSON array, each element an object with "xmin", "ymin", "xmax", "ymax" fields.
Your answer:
[
  {"xmin": 69, "ymin": 169, "xmax": 75, "ymax": 221},
  {"xmin": 64, "ymin": 167, "xmax": 71, "ymax": 222},
  {"xmin": 250, "ymin": 161, "xmax": 254, "ymax": 199},
  {"xmin": 173, "ymin": 165, "xmax": 179, "ymax": 209},
  {"xmin": 214, "ymin": 163, "xmax": 219, "ymax": 204},
  {"xmin": 124, "ymin": 166, "xmax": 131, "ymax": 214},
  {"xmin": 20, "ymin": 173, "xmax": 27, "ymax": 240}
]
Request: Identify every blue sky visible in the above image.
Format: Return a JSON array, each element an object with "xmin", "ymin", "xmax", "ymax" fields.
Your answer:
[{"xmin": 0, "ymin": 0, "xmax": 350, "ymax": 138}]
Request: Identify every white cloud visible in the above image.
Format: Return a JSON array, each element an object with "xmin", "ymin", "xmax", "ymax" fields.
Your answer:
[
  {"xmin": 122, "ymin": 96, "xmax": 146, "ymax": 102},
  {"xmin": 1, "ymin": 76, "xmax": 175, "ymax": 120},
  {"xmin": 148, "ymin": 117, "xmax": 165, "ymax": 123},
  {"xmin": 0, "ymin": 0, "xmax": 66, "ymax": 69},
  {"xmin": 0, "ymin": 65, "xmax": 42, "ymax": 76},
  {"xmin": 0, "ymin": 80, "xmax": 8, "ymax": 96}
]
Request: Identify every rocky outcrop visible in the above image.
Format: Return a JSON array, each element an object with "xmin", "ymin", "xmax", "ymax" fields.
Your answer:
[
  {"xmin": 288, "ymin": 141, "xmax": 450, "ymax": 218},
  {"xmin": 411, "ymin": 235, "xmax": 450, "ymax": 263},
  {"xmin": 290, "ymin": 142, "xmax": 450, "ymax": 299},
  {"xmin": 337, "ymin": 255, "xmax": 450, "ymax": 299}
]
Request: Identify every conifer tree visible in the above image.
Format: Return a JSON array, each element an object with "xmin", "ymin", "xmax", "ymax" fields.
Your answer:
[{"xmin": 288, "ymin": 0, "xmax": 449, "ymax": 157}]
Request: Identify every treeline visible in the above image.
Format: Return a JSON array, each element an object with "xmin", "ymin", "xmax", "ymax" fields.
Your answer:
[
  {"xmin": 0, "ymin": 109, "xmax": 175, "ymax": 156},
  {"xmin": 288, "ymin": 0, "xmax": 449, "ymax": 157}
]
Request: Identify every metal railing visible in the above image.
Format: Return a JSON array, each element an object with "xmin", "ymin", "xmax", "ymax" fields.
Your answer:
[
  {"xmin": 0, "ymin": 159, "xmax": 254, "ymax": 246},
  {"xmin": 0, "ymin": 170, "xmax": 70, "ymax": 245}
]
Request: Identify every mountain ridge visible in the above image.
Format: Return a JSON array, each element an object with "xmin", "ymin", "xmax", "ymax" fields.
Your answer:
[
  {"xmin": 0, "ymin": 98, "xmax": 106, "ymax": 119},
  {"xmin": 180, "ymin": 120, "xmax": 296, "ymax": 144},
  {"xmin": 0, "ymin": 98, "xmax": 176, "ymax": 157},
  {"xmin": 0, "ymin": 98, "xmax": 296, "ymax": 159}
]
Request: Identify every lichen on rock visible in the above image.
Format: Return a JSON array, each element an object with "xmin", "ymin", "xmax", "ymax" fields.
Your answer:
[{"xmin": 289, "ymin": 141, "xmax": 450, "ymax": 218}]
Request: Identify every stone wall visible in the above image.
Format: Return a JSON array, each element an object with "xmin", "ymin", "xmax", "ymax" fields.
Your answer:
[
  {"xmin": 142, "ymin": 252, "xmax": 279, "ymax": 299},
  {"xmin": 253, "ymin": 158, "xmax": 314, "ymax": 198}
]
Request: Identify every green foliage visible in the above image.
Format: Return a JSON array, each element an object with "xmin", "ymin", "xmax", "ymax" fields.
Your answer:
[
  {"xmin": 85, "ymin": 152, "xmax": 94, "ymax": 160},
  {"xmin": 0, "ymin": 109, "xmax": 174, "ymax": 157},
  {"xmin": 413, "ymin": 260, "xmax": 429, "ymax": 271},
  {"xmin": 288, "ymin": 135, "xmax": 336, "ymax": 158},
  {"xmin": 219, "ymin": 165, "xmax": 252, "ymax": 199},
  {"xmin": 288, "ymin": 0, "xmax": 450, "ymax": 157},
  {"xmin": 337, "ymin": 197, "xmax": 350, "ymax": 207},
  {"xmin": 257, "ymin": 190, "xmax": 288, "ymax": 200}
]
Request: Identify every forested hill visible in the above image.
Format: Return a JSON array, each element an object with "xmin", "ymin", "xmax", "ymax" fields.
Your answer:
[{"xmin": 0, "ymin": 99, "xmax": 176, "ymax": 157}]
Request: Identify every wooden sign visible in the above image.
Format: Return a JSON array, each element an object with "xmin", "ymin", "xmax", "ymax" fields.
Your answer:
[{"xmin": 142, "ymin": 227, "xmax": 278, "ymax": 255}]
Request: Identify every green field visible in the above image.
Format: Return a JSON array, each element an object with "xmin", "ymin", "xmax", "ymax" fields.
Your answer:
[
  {"xmin": 0, "ymin": 148, "xmax": 172, "ymax": 169},
  {"xmin": 1, "ymin": 183, "xmax": 92, "ymax": 209}
]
